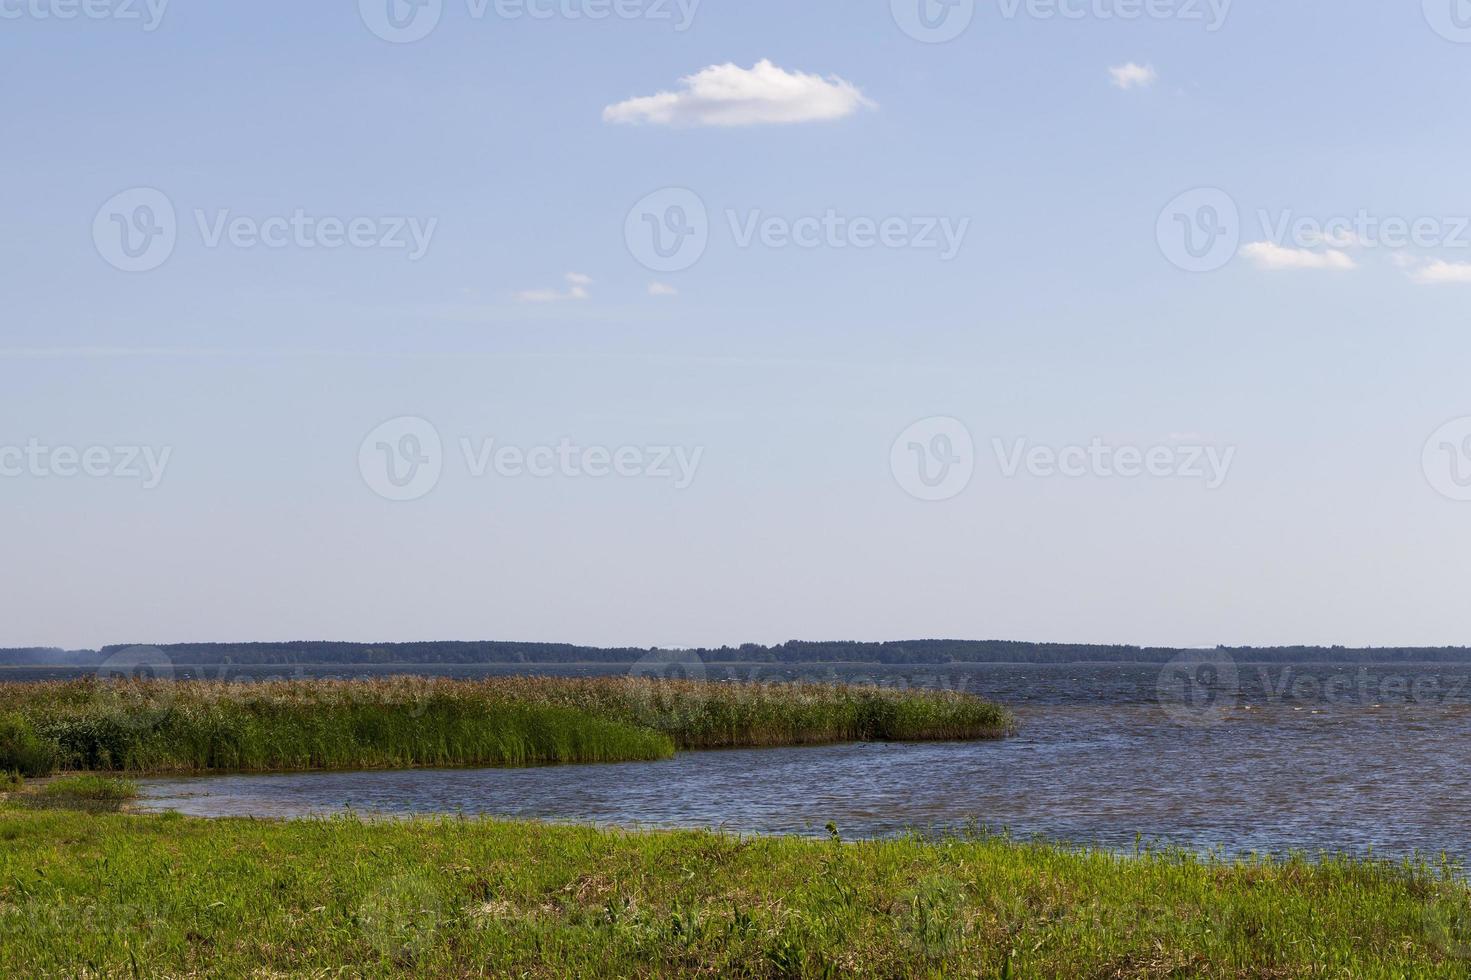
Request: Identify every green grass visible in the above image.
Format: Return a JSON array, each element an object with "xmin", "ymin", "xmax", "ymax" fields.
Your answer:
[
  {"xmin": 0, "ymin": 807, "xmax": 1467, "ymax": 978},
  {"xmin": 0, "ymin": 678, "xmax": 1013, "ymax": 776}
]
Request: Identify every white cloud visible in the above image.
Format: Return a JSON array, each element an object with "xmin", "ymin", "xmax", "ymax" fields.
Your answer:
[
  {"xmin": 648, "ymin": 282, "xmax": 679, "ymax": 297},
  {"xmin": 516, "ymin": 272, "xmax": 592, "ymax": 303},
  {"xmin": 1411, "ymin": 259, "xmax": 1471, "ymax": 285},
  {"xmin": 1108, "ymin": 63, "xmax": 1158, "ymax": 90},
  {"xmin": 1241, "ymin": 241, "xmax": 1357, "ymax": 271},
  {"xmin": 603, "ymin": 60, "xmax": 875, "ymax": 127}
]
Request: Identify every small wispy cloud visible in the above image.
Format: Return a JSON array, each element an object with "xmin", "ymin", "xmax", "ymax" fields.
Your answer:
[
  {"xmin": 1410, "ymin": 259, "xmax": 1471, "ymax": 285},
  {"xmin": 516, "ymin": 272, "xmax": 592, "ymax": 303},
  {"xmin": 1109, "ymin": 62, "xmax": 1158, "ymax": 90},
  {"xmin": 648, "ymin": 282, "xmax": 679, "ymax": 297},
  {"xmin": 1241, "ymin": 241, "xmax": 1356, "ymax": 271},
  {"xmin": 603, "ymin": 60, "xmax": 875, "ymax": 127}
]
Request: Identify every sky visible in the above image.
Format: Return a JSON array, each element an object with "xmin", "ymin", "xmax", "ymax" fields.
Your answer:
[{"xmin": 2, "ymin": 0, "xmax": 1470, "ymax": 651}]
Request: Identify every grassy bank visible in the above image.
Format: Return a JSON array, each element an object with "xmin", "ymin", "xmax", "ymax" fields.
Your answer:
[
  {"xmin": 0, "ymin": 677, "xmax": 1012, "ymax": 776},
  {"xmin": 0, "ymin": 803, "xmax": 1466, "ymax": 978}
]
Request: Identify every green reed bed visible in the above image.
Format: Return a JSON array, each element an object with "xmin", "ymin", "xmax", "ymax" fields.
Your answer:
[
  {"xmin": 0, "ymin": 677, "xmax": 1012, "ymax": 776},
  {"xmin": 1, "ymin": 805, "xmax": 1466, "ymax": 978},
  {"xmin": 484, "ymin": 676, "xmax": 1014, "ymax": 749}
]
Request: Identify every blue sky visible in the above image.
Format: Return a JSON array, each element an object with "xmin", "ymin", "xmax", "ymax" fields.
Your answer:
[{"xmin": 3, "ymin": 0, "xmax": 1470, "ymax": 650}]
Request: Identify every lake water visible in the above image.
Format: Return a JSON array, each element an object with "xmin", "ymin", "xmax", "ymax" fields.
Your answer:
[{"xmin": 129, "ymin": 661, "xmax": 1471, "ymax": 861}]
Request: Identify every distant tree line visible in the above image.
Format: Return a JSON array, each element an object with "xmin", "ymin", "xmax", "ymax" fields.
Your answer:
[{"xmin": 3, "ymin": 640, "xmax": 1471, "ymax": 667}]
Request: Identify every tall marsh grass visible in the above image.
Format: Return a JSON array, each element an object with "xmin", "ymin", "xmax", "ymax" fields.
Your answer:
[{"xmin": 0, "ymin": 677, "xmax": 1012, "ymax": 776}]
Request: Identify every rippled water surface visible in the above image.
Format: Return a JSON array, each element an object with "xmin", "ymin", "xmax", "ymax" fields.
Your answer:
[{"xmin": 134, "ymin": 662, "xmax": 1471, "ymax": 861}]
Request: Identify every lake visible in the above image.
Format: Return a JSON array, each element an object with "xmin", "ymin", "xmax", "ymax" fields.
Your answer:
[{"xmin": 130, "ymin": 660, "xmax": 1471, "ymax": 861}]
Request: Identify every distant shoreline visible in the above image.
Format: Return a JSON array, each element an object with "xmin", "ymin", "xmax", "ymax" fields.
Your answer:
[{"xmin": 8, "ymin": 638, "xmax": 1471, "ymax": 670}]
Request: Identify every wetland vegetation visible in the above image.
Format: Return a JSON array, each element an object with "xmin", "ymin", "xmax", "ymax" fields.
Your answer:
[
  {"xmin": 1, "ymin": 793, "xmax": 1466, "ymax": 978},
  {"xmin": 0, "ymin": 676, "xmax": 1013, "ymax": 777}
]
